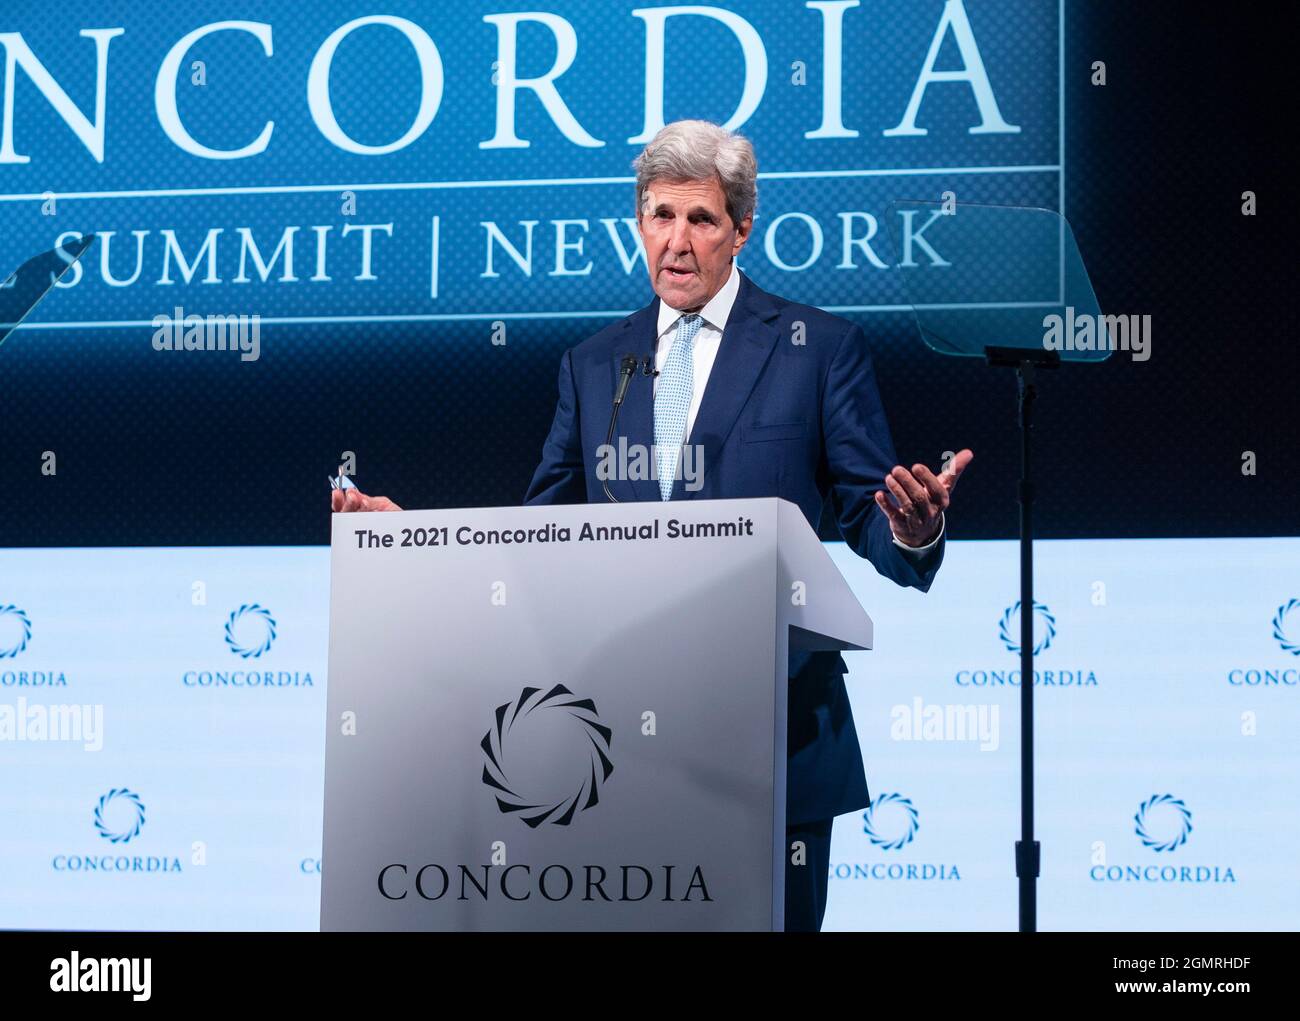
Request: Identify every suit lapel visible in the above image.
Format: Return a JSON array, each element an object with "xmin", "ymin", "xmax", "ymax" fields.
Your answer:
[
  {"xmin": 676, "ymin": 272, "xmax": 782, "ymax": 499},
  {"xmin": 612, "ymin": 298, "xmax": 662, "ymax": 503}
]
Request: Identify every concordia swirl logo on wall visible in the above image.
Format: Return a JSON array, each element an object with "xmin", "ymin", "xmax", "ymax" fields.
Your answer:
[
  {"xmin": 0, "ymin": 604, "xmax": 68, "ymax": 687},
  {"xmin": 954, "ymin": 598, "xmax": 1097, "ymax": 689},
  {"xmin": 863, "ymin": 792, "xmax": 920, "ymax": 851},
  {"xmin": 1271, "ymin": 599, "xmax": 1299, "ymax": 656},
  {"xmin": 481, "ymin": 684, "xmax": 613, "ymax": 828},
  {"xmin": 830, "ymin": 792, "xmax": 960, "ymax": 882},
  {"xmin": 999, "ymin": 600, "xmax": 1057, "ymax": 655},
  {"xmin": 52, "ymin": 787, "xmax": 182, "ymax": 874},
  {"xmin": 181, "ymin": 603, "xmax": 313, "ymax": 689},
  {"xmin": 1226, "ymin": 597, "xmax": 1299, "ymax": 687},
  {"xmin": 1134, "ymin": 793, "xmax": 1192, "ymax": 853},
  {"xmin": 1090, "ymin": 793, "xmax": 1235, "ymax": 884},
  {"xmin": 224, "ymin": 603, "xmax": 277, "ymax": 658},
  {"xmin": 93, "ymin": 788, "xmax": 146, "ymax": 844},
  {"xmin": 0, "ymin": 605, "xmax": 33, "ymax": 658}
]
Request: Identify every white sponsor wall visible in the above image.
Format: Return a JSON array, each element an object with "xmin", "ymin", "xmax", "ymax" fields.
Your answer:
[
  {"xmin": 0, "ymin": 549, "xmax": 327, "ymax": 931},
  {"xmin": 824, "ymin": 538, "xmax": 1300, "ymax": 932},
  {"xmin": 1, "ymin": 539, "xmax": 1296, "ymax": 931}
]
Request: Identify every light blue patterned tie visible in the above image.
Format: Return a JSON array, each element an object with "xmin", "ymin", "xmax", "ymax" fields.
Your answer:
[{"xmin": 654, "ymin": 313, "xmax": 702, "ymax": 500}]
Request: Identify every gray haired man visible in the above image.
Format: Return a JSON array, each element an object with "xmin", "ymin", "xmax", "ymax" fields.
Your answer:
[{"xmin": 337, "ymin": 119, "xmax": 973, "ymax": 931}]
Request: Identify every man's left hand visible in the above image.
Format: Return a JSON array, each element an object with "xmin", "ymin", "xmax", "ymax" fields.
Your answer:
[{"xmin": 875, "ymin": 449, "xmax": 974, "ymax": 548}]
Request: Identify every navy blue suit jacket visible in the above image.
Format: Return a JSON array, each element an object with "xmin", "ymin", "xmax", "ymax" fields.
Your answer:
[{"xmin": 524, "ymin": 271, "xmax": 943, "ymax": 824}]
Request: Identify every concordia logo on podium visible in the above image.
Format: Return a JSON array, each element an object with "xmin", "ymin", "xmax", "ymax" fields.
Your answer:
[
  {"xmin": 481, "ymin": 684, "xmax": 614, "ymax": 828},
  {"xmin": 1226, "ymin": 598, "xmax": 1300, "ymax": 688},
  {"xmin": 52, "ymin": 788, "xmax": 184, "ymax": 874},
  {"xmin": 0, "ymin": 604, "xmax": 69, "ymax": 688},
  {"xmin": 830, "ymin": 793, "xmax": 961, "ymax": 882},
  {"xmin": 1089, "ymin": 794, "xmax": 1236, "ymax": 884},
  {"xmin": 181, "ymin": 603, "xmax": 314, "ymax": 690},
  {"xmin": 376, "ymin": 683, "xmax": 711, "ymax": 905},
  {"xmin": 953, "ymin": 600, "xmax": 1099, "ymax": 689}
]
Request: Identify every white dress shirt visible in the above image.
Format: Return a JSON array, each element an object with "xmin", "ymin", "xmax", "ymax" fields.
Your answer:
[
  {"xmin": 653, "ymin": 259, "xmax": 740, "ymax": 441},
  {"xmin": 652, "ymin": 261, "xmax": 943, "ymax": 557}
]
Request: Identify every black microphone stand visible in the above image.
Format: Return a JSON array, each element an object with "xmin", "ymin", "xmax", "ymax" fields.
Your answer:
[{"xmin": 602, "ymin": 355, "xmax": 640, "ymax": 503}]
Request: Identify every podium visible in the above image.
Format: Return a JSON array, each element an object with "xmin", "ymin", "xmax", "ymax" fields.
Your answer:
[{"xmin": 320, "ymin": 497, "xmax": 873, "ymax": 931}]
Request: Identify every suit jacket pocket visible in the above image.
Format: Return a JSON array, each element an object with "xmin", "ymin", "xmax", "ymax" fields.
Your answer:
[{"xmin": 743, "ymin": 421, "xmax": 807, "ymax": 443}]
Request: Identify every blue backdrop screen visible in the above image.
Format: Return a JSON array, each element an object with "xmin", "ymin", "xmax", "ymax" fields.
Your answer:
[{"xmin": 4, "ymin": 0, "xmax": 1058, "ymax": 321}]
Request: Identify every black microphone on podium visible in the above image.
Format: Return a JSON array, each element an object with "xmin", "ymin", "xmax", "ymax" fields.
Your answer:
[{"xmin": 602, "ymin": 354, "xmax": 640, "ymax": 503}]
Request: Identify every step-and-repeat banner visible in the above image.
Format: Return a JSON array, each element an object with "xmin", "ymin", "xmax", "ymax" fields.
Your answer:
[{"xmin": 1, "ymin": 537, "xmax": 1296, "ymax": 931}]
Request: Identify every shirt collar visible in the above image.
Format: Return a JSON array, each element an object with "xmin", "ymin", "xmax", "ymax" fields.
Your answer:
[{"xmin": 656, "ymin": 260, "xmax": 741, "ymax": 338}]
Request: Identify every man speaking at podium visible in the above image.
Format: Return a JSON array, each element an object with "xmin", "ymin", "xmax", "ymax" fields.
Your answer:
[{"xmin": 335, "ymin": 120, "xmax": 972, "ymax": 931}]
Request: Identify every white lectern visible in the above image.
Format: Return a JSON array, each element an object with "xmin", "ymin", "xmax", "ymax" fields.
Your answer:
[{"xmin": 321, "ymin": 497, "xmax": 872, "ymax": 931}]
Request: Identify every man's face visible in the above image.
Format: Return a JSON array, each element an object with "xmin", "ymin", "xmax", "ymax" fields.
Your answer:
[{"xmin": 638, "ymin": 176, "xmax": 752, "ymax": 312}]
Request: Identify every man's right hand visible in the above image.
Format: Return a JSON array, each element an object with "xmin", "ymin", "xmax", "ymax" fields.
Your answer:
[{"xmin": 330, "ymin": 488, "xmax": 403, "ymax": 513}]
